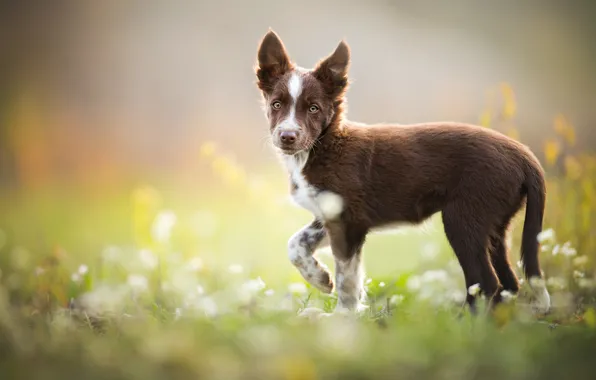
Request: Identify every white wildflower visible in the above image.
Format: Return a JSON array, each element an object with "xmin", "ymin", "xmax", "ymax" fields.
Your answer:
[
  {"xmin": 406, "ymin": 276, "xmax": 422, "ymax": 291},
  {"xmin": 102, "ymin": 245, "xmax": 121, "ymax": 262},
  {"xmin": 500, "ymin": 290, "xmax": 516, "ymax": 302},
  {"xmin": 241, "ymin": 277, "xmax": 266, "ymax": 295},
  {"xmin": 151, "ymin": 210, "xmax": 177, "ymax": 244},
  {"xmin": 187, "ymin": 257, "xmax": 204, "ymax": 272},
  {"xmin": 537, "ymin": 228, "xmax": 555, "ymax": 243},
  {"xmin": 573, "ymin": 256, "xmax": 589, "ymax": 266},
  {"xmin": 544, "ymin": 277, "xmax": 565, "ymax": 294},
  {"xmin": 71, "ymin": 273, "xmax": 82, "ymax": 283},
  {"xmin": 365, "ymin": 278, "xmax": 373, "ymax": 285},
  {"xmin": 552, "ymin": 244, "xmax": 561, "ymax": 256},
  {"xmin": 421, "ymin": 242, "xmax": 439, "ymax": 261},
  {"xmin": 573, "ymin": 270, "xmax": 585, "ymax": 279},
  {"xmin": 421, "ymin": 269, "xmax": 449, "ymax": 283},
  {"xmin": 288, "ymin": 282, "xmax": 307, "ymax": 294},
  {"xmin": 390, "ymin": 294, "xmax": 405, "ymax": 305},
  {"xmin": 316, "ymin": 191, "xmax": 344, "ymax": 220},
  {"xmin": 196, "ymin": 296, "xmax": 218, "ymax": 317},
  {"xmin": 560, "ymin": 242, "xmax": 577, "ymax": 257},
  {"xmin": 78, "ymin": 264, "xmax": 89, "ymax": 275},
  {"xmin": 139, "ymin": 249, "xmax": 158, "ymax": 269},
  {"xmin": 577, "ymin": 278, "xmax": 595, "ymax": 289},
  {"xmin": 228, "ymin": 264, "xmax": 244, "ymax": 274},
  {"xmin": 79, "ymin": 284, "xmax": 128, "ymax": 316},
  {"xmin": 264, "ymin": 289, "xmax": 275, "ymax": 296},
  {"xmin": 127, "ymin": 274, "xmax": 149, "ymax": 292},
  {"xmin": 468, "ymin": 283, "xmax": 481, "ymax": 296},
  {"xmin": 379, "ymin": 281, "xmax": 386, "ymax": 288}
]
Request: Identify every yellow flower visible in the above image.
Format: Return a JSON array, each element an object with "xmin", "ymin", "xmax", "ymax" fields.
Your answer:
[
  {"xmin": 199, "ymin": 141, "xmax": 217, "ymax": 158},
  {"xmin": 543, "ymin": 139, "xmax": 561, "ymax": 166},
  {"xmin": 564, "ymin": 155, "xmax": 582, "ymax": 180},
  {"xmin": 506, "ymin": 127, "xmax": 520, "ymax": 141},
  {"xmin": 500, "ymin": 82, "xmax": 516, "ymax": 119},
  {"xmin": 479, "ymin": 109, "xmax": 492, "ymax": 128},
  {"xmin": 553, "ymin": 114, "xmax": 576, "ymax": 147}
]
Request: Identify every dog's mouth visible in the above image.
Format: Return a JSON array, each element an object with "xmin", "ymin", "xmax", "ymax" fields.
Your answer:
[{"xmin": 278, "ymin": 147, "xmax": 300, "ymax": 155}]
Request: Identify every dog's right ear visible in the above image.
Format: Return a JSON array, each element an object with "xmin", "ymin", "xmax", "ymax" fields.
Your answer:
[{"xmin": 255, "ymin": 29, "xmax": 294, "ymax": 95}]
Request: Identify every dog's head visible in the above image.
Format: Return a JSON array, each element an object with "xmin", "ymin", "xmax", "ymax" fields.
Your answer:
[{"xmin": 255, "ymin": 29, "xmax": 350, "ymax": 155}]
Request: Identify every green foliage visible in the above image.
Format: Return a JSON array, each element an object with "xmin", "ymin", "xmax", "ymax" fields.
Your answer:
[{"xmin": 0, "ymin": 84, "xmax": 596, "ymax": 379}]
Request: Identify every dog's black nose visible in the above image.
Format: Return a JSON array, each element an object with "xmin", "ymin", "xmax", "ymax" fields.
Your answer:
[{"xmin": 280, "ymin": 130, "xmax": 297, "ymax": 144}]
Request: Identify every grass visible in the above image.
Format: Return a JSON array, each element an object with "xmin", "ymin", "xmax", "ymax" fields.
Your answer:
[{"xmin": 1, "ymin": 84, "xmax": 596, "ymax": 379}]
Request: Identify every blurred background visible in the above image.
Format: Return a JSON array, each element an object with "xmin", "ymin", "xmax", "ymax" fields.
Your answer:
[{"xmin": 0, "ymin": 0, "xmax": 595, "ymax": 290}]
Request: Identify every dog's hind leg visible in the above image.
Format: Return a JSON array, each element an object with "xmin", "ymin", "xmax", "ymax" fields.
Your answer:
[{"xmin": 442, "ymin": 201, "xmax": 502, "ymax": 312}]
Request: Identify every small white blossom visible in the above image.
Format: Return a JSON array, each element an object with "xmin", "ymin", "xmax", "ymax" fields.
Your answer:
[
  {"xmin": 242, "ymin": 277, "xmax": 266, "ymax": 294},
  {"xmin": 529, "ymin": 277, "xmax": 546, "ymax": 289},
  {"xmin": 264, "ymin": 289, "xmax": 275, "ymax": 296},
  {"xmin": 421, "ymin": 242, "xmax": 439, "ymax": 261},
  {"xmin": 406, "ymin": 276, "xmax": 421, "ymax": 291},
  {"xmin": 127, "ymin": 274, "xmax": 149, "ymax": 292},
  {"xmin": 379, "ymin": 281, "xmax": 386, "ymax": 288},
  {"xmin": 71, "ymin": 273, "xmax": 81, "ymax": 282},
  {"xmin": 187, "ymin": 257, "xmax": 204, "ymax": 272},
  {"xmin": 573, "ymin": 256, "xmax": 589, "ymax": 266},
  {"xmin": 139, "ymin": 249, "xmax": 158, "ymax": 269},
  {"xmin": 560, "ymin": 242, "xmax": 577, "ymax": 256},
  {"xmin": 500, "ymin": 290, "xmax": 516, "ymax": 302},
  {"xmin": 468, "ymin": 283, "xmax": 481, "ymax": 296},
  {"xmin": 421, "ymin": 269, "xmax": 449, "ymax": 283},
  {"xmin": 316, "ymin": 191, "xmax": 344, "ymax": 220},
  {"xmin": 228, "ymin": 264, "xmax": 244, "ymax": 274},
  {"xmin": 151, "ymin": 210, "xmax": 177, "ymax": 244},
  {"xmin": 365, "ymin": 278, "xmax": 373, "ymax": 285},
  {"xmin": 102, "ymin": 245, "xmax": 121, "ymax": 262},
  {"xmin": 390, "ymin": 294, "xmax": 405, "ymax": 305},
  {"xmin": 552, "ymin": 244, "xmax": 561, "ymax": 256},
  {"xmin": 197, "ymin": 296, "xmax": 218, "ymax": 317},
  {"xmin": 577, "ymin": 278, "xmax": 595, "ymax": 289},
  {"xmin": 573, "ymin": 270, "xmax": 585, "ymax": 279},
  {"xmin": 288, "ymin": 282, "xmax": 307, "ymax": 294},
  {"xmin": 537, "ymin": 228, "xmax": 555, "ymax": 243},
  {"xmin": 78, "ymin": 264, "xmax": 89, "ymax": 275}
]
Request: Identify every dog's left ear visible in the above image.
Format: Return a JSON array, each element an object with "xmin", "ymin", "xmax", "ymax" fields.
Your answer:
[
  {"xmin": 255, "ymin": 29, "xmax": 294, "ymax": 95},
  {"xmin": 313, "ymin": 40, "xmax": 351, "ymax": 98}
]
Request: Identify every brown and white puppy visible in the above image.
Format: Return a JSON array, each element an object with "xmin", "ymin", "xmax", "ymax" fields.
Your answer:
[{"xmin": 254, "ymin": 29, "xmax": 550, "ymax": 314}]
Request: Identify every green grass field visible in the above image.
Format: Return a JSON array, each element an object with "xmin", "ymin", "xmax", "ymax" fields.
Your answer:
[{"xmin": 1, "ymin": 112, "xmax": 596, "ymax": 379}]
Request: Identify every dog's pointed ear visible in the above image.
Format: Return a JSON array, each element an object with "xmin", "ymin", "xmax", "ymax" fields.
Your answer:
[
  {"xmin": 255, "ymin": 29, "xmax": 294, "ymax": 95},
  {"xmin": 313, "ymin": 40, "xmax": 350, "ymax": 98}
]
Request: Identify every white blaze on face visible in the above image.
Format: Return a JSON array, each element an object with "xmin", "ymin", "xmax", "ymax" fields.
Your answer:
[{"xmin": 276, "ymin": 71, "xmax": 303, "ymax": 132}]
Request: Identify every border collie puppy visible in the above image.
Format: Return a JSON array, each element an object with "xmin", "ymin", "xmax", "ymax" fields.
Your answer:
[{"xmin": 254, "ymin": 29, "xmax": 550, "ymax": 315}]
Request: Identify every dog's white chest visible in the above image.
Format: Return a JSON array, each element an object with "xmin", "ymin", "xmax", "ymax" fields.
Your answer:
[
  {"xmin": 283, "ymin": 152, "xmax": 344, "ymax": 221},
  {"xmin": 285, "ymin": 153, "xmax": 320, "ymax": 215}
]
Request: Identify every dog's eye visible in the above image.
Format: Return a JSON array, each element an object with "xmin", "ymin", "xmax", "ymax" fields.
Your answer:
[
  {"xmin": 271, "ymin": 101, "xmax": 282, "ymax": 110},
  {"xmin": 308, "ymin": 104, "xmax": 319, "ymax": 113}
]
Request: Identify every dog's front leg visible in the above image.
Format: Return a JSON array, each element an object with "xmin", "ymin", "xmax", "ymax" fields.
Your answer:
[
  {"xmin": 288, "ymin": 219, "xmax": 334, "ymax": 293},
  {"xmin": 326, "ymin": 222, "xmax": 368, "ymax": 313}
]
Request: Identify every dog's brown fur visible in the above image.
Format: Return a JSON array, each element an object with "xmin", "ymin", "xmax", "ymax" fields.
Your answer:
[{"xmin": 254, "ymin": 29, "xmax": 548, "ymax": 313}]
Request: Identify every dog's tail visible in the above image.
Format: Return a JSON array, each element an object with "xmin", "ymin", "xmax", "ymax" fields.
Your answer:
[{"xmin": 520, "ymin": 161, "xmax": 550, "ymax": 313}]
